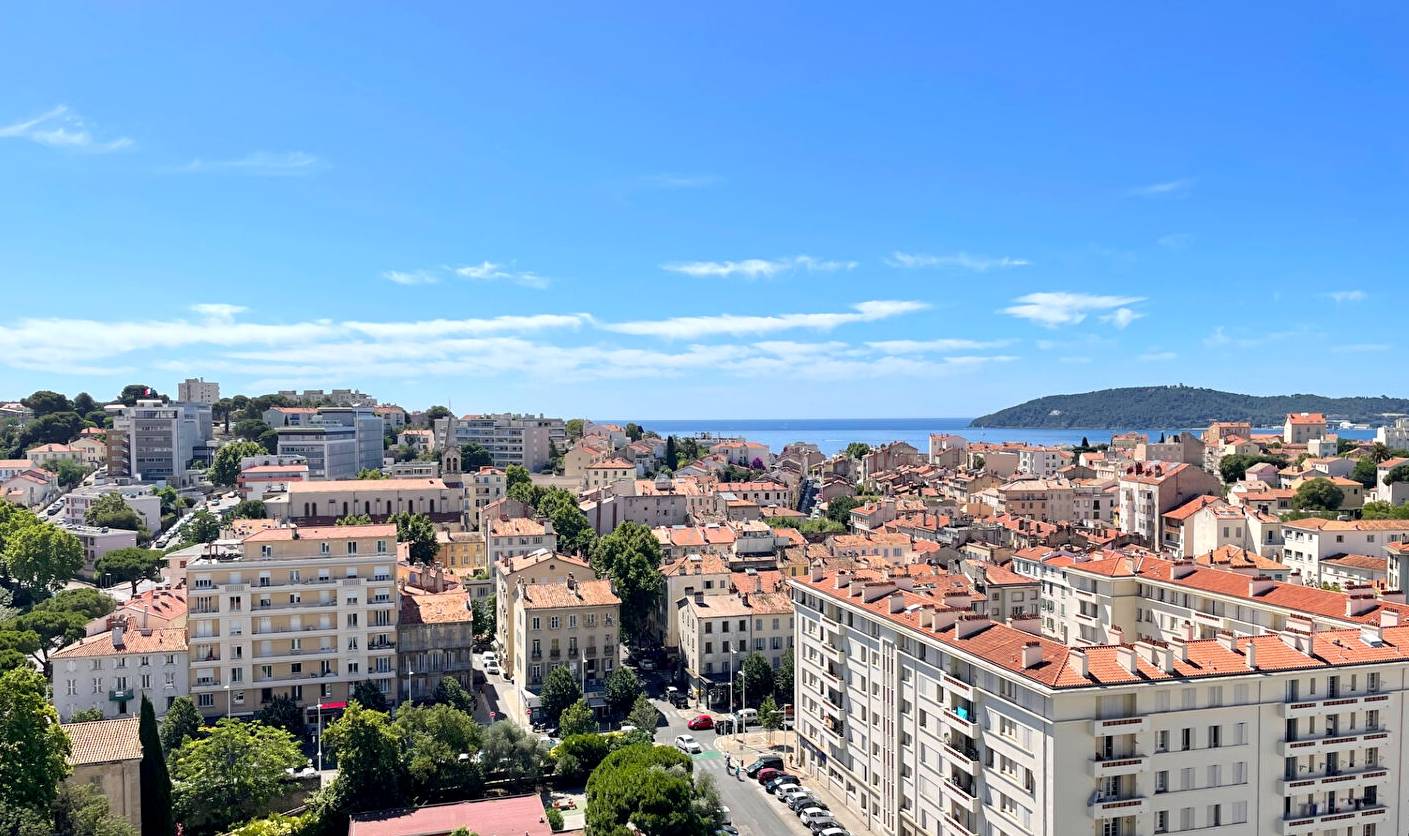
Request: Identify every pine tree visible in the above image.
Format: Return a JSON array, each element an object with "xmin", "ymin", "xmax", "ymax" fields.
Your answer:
[{"xmin": 139, "ymin": 695, "xmax": 174, "ymax": 836}]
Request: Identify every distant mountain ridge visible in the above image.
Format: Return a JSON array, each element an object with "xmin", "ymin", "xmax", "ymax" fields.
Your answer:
[{"xmin": 969, "ymin": 386, "xmax": 1409, "ymax": 429}]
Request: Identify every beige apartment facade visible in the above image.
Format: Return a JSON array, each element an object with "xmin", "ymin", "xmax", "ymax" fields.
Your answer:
[
  {"xmin": 186, "ymin": 524, "xmax": 403, "ymax": 719},
  {"xmin": 511, "ymin": 576, "xmax": 620, "ymax": 721},
  {"xmin": 494, "ymin": 550, "xmax": 595, "ymax": 670}
]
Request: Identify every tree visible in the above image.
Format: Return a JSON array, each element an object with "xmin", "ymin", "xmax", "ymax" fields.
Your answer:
[
  {"xmin": 627, "ymin": 694, "xmax": 658, "ymax": 733},
  {"xmin": 758, "ymin": 695, "xmax": 782, "ymax": 731},
  {"xmin": 459, "ymin": 443, "xmax": 493, "ymax": 470},
  {"xmin": 1362, "ymin": 501, "xmax": 1409, "ymax": 520},
  {"xmin": 0, "ymin": 667, "xmax": 72, "ymax": 816},
  {"xmin": 181, "ymin": 509, "xmax": 221, "ymax": 546},
  {"xmin": 9, "ymin": 608, "xmax": 87, "ymax": 668},
  {"xmin": 37, "ymin": 587, "xmax": 118, "ymax": 620},
  {"xmin": 433, "ymin": 676, "xmax": 476, "ymax": 714},
  {"xmin": 228, "ymin": 499, "xmax": 267, "ymax": 520},
  {"xmin": 1217, "ymin": 452, "xmax": 1287, "ymax": 485},
  {"xmin": 537, "ymin": 488, "xmax": 596, "ymax": 556},
  {"xmin": 96, "ymin": 548, "xmax": 164, "ymax": 594},
  {"xmin": 3, "ymin": 523, "xmax": 84, "ymax": 591},
  {"xmin": 665, "ymin": 436, "xmax": 677, "ymax": 470},
  {"xmin": 0, "ymin": 628, "xmax": 42, "ymax": 673},
  {"xmin": 972, "ymin": 454, "xmax": 986, "ymax": 470},
  {"xmin": 825, "ymin": 495, "xmax": 862, "ymax": 526},
  {"xmin": 51, "ymin": 459, "xmax": 88, "ymax": 489},
  {"xmin": 394, "ymin": 703, "xmax": 484, "ymax": 802},
  {"xmin": 588, "ymin": 522, "xmax": 664, "ymax": 644},
  {"xmin": 23, "ymin": 390, "xmax": 72, "ymax": 418},
  {"xmin": 232, "ymin": 419, "xmax": 270, "ymax": 443},
  {"xmin": 585, "ymin": 743, "xmax": 709, "ymax": 836},
  {"xmin": 737, "ymin": 653, "xmax": 774, "ymax": 708},
  {"xmin": 844, "ymin": 442, "xmax": 871, "ymax": 460},
  {"xmin": 559, "ymin": 699, "xmax": 597, "ymax": 738},
  {"xmin": 604, "ymin": 665, "xmax": 641, "ymax": 717},
  {"xmin": 505, "ymin": 464, "xmax": 531, "ymax": 494},
  {"xmin": 479, "ymin": 720, "xmax": 546, "ymax": 783},
  {"xmin": 471, "ymin": 595, "xmax": 496, "ymax": 645},
  {"xmin": 159, "ymin": 697, "xmax": 202, "ymax": 753},
  {"xmin": 336, "ymin": 513, "xmax": 373, "ymax": 526},
  {"xmin": 357, "ymin": 468, "xmax": 386, "ymax": 480},
  {"xmin": 624, "ymin": 422, "xmax": 643, "ymax": 442},
  {"xmin": 546, "ymin": 807, "xmax": 564, "ymax": 832},
  {"xmin": 1352, "ymin": 457, "xmax": 1380, "ymax": 488},
  {"xmin": 749, "ymin": 456, "xmax": 765, "ymax": 470},
  {"xmin": 774, "ymin": 649, "xmax": 794, "ymax": 702},
  {"xmin": 170, "ymin": 718, "xmax": 303, "ymax": 835},
  {"xmin": 138, "ymin": 696, "xmax": 174, "ymax": 836},
  {"xmin": 84, "ymin": 493, "xmax": 149, "ymax": 542},
  {"xmin": 423, "ymin": 405, "xmax": 452, "ymax": 424},
  {"xmin": 118, "ymin": 385, "xmax": 161, "ymax": 407},
  {"xmin": 51, "ymin": 781, "xmax": 140, "ymax": 836},
  {"xmin": 255, "ymin": 695, "xmax": 306, "ymax": 737},
  {"xmin": 565, "ymin": 419, "xmax": 586, "ymax": 441},
  {"xmin": 72, "ymin": 392, "xmax": 97, "ymax": 417},
  {"xmin": 1292, "ymin": 478, "xmax": 1345, "ymax": 512},
  {"xmin": 18, "ymin": 412, "xmax": 85, "ymax": 447},
  {"xmin": 69, "ymin": 707, "xmax": 106, "ymax": 722},
  {"xmin": 539, "ymin": 666, "xmax": 582, "ymax": 728},
  {"xmin": 1385, "ymin": 464, "xmax": 1409, "ymax": 486},
  {"xmin": 390, "ymin": 512, "xmax": 438, "ymax": 564},
  {"xmin": 351, "ymin": 679, "xmax": 388, "ymax": 712},
  {"xmin": 322, "ymin": 703, "xmax": 407, "ymax": 813},
  {"xmin": 208, "ymin": 441, "xmax": 265, "ymax": 487}
]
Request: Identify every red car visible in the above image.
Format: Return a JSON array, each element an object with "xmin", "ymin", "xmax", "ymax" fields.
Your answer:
[
  {"xmin": 687, "ymin": 714, "xmax": 715, "ymax": 731},
  {"xmin": 756, "ymin": 767, "xmax": 785, "ymax": 785}
]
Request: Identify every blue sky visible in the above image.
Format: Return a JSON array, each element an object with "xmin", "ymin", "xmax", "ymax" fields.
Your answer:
[{"xmin": 1, "ymin": 4, "xmax": 1405, "ymax": 418}]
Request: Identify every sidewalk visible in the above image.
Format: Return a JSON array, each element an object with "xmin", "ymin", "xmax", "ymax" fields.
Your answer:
[{"xmin": 714, "ymin": 730, "xmax": 873, "ymax": 834}]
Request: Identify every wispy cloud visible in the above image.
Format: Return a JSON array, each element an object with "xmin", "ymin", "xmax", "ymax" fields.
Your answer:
[
  {"xmin": 885, "ymin": 251, "xmax": 1030, "ymax": 271},
  {"xmin": 1128, "ymin": 178, "xmax": 1193, "ymax": 198},
  {"xmin": 1001, "ymin": 292, "xmax": 1145, "ymax": 328},
  {"xmin": 640, "ymin": 173, "xmax": 720, "ymax": 189},
  {"xmin": 661, "ymin": 255, "xmax": 857, "ymax": 279},
  {"xmin": 383, "ymin": 270, "xmax": 440, "ymax": 286},
  {"xmin": 1137, "ymin": 350, "xmax": 1177, "ymax": 362},
  {"xmin": 176, "ymin": 151, "xmax": 321, "ymax": 176},
  {"xmin": 1156, "ymin": 233, "xmax": 1193, "ymax": 249},
  {"xmin": 190, "ymin": 303, "xmax": 249, "ymax": 319},
  {"xmin": 1331, "ymin": 343, "xmax": 1390, "ymax": 354},
  {"xmin": 601, "ymin": 300, "xmax": 927, "ymax": 339},
  {"xmin": 1326, "ymin": 289, "xmax": 1367, "ymax": 303},
  {"xmin": 1204, "ymin": 326, "xmax": 1320, "ymax": 349},
  {"xmin": 1100, "ymin": 307, "xmax": 1144, "ymax": 329},
  {"xmin": 454, "ymin": 261, "xmax": 551, "ymax": 289},
  {"xmin": 0, "ymin": 105, "xmax": 133, "ymax": 152},
  {"xmin": 863, "ymin": 337, "xmax": 1014, "ymax": 354}
]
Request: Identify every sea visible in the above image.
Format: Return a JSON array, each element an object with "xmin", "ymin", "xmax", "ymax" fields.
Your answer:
[{"xmin": 631, "ymin": 418, "xmax": 1378, "ymax": 456}]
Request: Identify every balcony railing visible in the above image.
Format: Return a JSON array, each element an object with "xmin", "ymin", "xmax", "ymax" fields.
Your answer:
[{"xmin": 108, "ymin": 689, "xmax": 134, "ymax": 702}]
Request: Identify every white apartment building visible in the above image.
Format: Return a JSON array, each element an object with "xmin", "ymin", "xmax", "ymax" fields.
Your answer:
[
  {"xmin": 185, "ymin": 524, "xmax": 402, "ymax": 719},
  {"xmin": 106, "ymin": 399, "xmax": 213, "ymax": 482},
  {"xmin": 494, "ymin": 550, "xmax": 595, "ymax": 671},
  {"xmin": 1376, "ymin": 418, "xmax": 1409, "ymax": 450},
  {"xmin": 1118, "ymin": 462, "xmax": 1223, "ymax": 543},
  {"xmin": 467, "ymin": 467, "xmax": 506, "ymax": 530},
  {"xmin": 510, "ymin": 576, "xmax": 620, "ymax": 721},
  {"xmin": 177, "ymin": 377, "xmax": 220, "ymax": 405},
  {"xmin": 63, "ymin": 484, "xmax": 163, "ymax": 535},
  {"xmin": 659, "ymin": 553, "xmax": 733, "ymax": 649},
  {"xmin": 678, "ymin": 583, "xmax": 793, "ymax": 707},
  {"xmin": 50, "ymin": 621, "xmax": 188, "ymax": 721},
  {"xmin": 1282, "ymin": 519, "xmax": 1409, "ymax": 587},
  {"xmin": 1375, "ymin": 458, "xmax": 1409, "ymax": 506},
  {"xmin": 791, "ymin": 565, "xmax": 1409, "ymax": 836},
  {"xmin": 486, "ymin": 516, "xmax": 557, "ymax": 565},
  {"xmin": 435, "ymin": 413, "xmax": 562, "ymax": 472}
]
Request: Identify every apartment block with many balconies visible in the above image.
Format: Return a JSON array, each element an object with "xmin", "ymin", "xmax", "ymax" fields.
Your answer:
[{"xmin": 185, "ymin": 523, "xmax": 403, "ymax": 719}]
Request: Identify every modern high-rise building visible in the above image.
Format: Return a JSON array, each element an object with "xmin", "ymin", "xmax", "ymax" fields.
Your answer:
[
  {"xmin": 435, "ymin": 413, "xmax": 562, "ymax": 472},
  {"xmin": 176, "ymin": 377, "xmax": 220, "ymax": 405},
  {"xmin": 274, "ymin": 407, "xmax": 384, "ymax": 479},
  {"xmin": 105, "ymin": 399, "xmax": 213, "ymax": 483},
  {"xmin": 186, "ymin": 523, "xmax": 402, "ymax": 719}
]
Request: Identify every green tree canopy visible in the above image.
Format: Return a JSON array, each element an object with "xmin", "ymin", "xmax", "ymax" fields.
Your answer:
[
  {"xmin": 505, "ymin": 464, "xmax": 531, "ymax": 492},
  {"xmin": 537, "ymin": 488, "xmax": 597, "ymax": 556},
  {"xmin": 459, "ymin": 443, "xmax": 493, "ymax": 470},
  {"xmin": 96, "ymin": 548, "xmax": 164, "ymax": 594},
  {"xmin": 471, "ymin": 595, "xmax": 496, "ymax": 645},
  {"xmin": 170, "ymin": 719, "xmax": 303, "ymax": 835},
  {"xmin": 118, "ymin": 385, "xmax": 162, "ymax": 407},
  {"xmin": 351, "ymin": 679, "xmax": 388, "ymax": 712},
  {"xmin": 336, "ymin": 513, "xmax": 373, "ymax": 526},
  {"xmin": 758, "ymin": 694, "xmax": 782, "ymax": 731},
  {"xmin": 1217, "ymin": 452, "xmax": 1287, "ymax": 485},
  {"xmin": 585, "ymin": 743, "xmax": 710, "ymax": 836},
  {"xmin": 1292, "ymin": 478, "xmax": 1345, "ymax": 512},
  {"xmin": 1362, "ymin": 501, "xmax": 1409, "ymax": 520},
  {"xmin": 478, "ymin": 720, "xmax": 546, "ymax": 782},
  {"xmin": 0, "ymin": 667, "xmax": 73, "ymax": 816},
  {"xmin": 323, "ymin": 703, "xmax": 407, "ymax": 814},
  {"xmin": 1385, "ymin": 464, "xmax": 1409, "ymax": 486},
  {"xmin": 227, "ymin": 499, "xmax": 267, "ymax": 520},
  {"xmin": 24, "ymin": 390, "xmax": 72, "ymax": 417},
  {"xmin": 737, "ymin": 652, "xmax": 774, "ymax": 709},
  {"xmin": 825, "ymin": 495, "xmax": 862, "ymax": 526},
  {"xmin": 432, "ymin": 676, "xmax": 476, "ymax": 714},
  {"xmin": 38, "ymin": 587, "xmax": 119, "ymax": 620},
  {"xmin": 3, "ymin": 523, "xmax": 84, "ymax": 592},
  {"xmin": 844, "ymin": 442, "xmax": 871, "ymax": 460},
  {"xmin": 423, "ymin": 405, "xmax": 452, "ymax": 423},
  {"xmin": 539, "ymin": 666, "xmax": 582, "ymax": 727},
  {"xmin": 1352, "ymin": 457, "xmax": 1380, "ymax": 488},
  {"xmin": 180, "ymin": 509, "xmax": 221, "ymax": 546},
  {"xmin": 357, "ymin": 468, "xmax": 386, "ymax": 480},
  {"xmin": 394, "ymin": 703, "xmax": 484, "ymax": 802},
  {"xmin": 51, "ymin": 459, "xmax": 88, "ymax": 489},
  {"xmin": 18, "ymin": 412, "xmax": 85, "ymax": 448},
  {"xmin": 159, "ymin": 697, "xmax": 202, "ymax": 753},
  {"xmin": 0, "ymin": 628, "xmax": 42, "ymax": 674},
  {"xmin": 627, "ymin": 695, "xmax": 658, "ymax": 733},
  {"xmin": 774, "ymin": 649, "xmax": 794, "ymax": 702},
  {"xmin": 588, "ymin": 522, "xmax": 663, "ymax": 644},
  {"xmin": 559, "ymin": 699, "xmax": 597, "ymax": 738},
  {"xmin": 604, "ymin": 665, "xmax": 641, "ymax": 717},
  {"xmin": 84, "ymin": 493, "xmax": 149, "ymax": 542},
  {"xmin": 207, "ymin": 440, "xmax": 265, "ymax": 487},
  {"xmin": 390, "ymin": 512, "xmax": 438, "ymax": 564},
  {"xmin": 254, "ymin": 695, "xmax": 306, "ymax": 737},
  {"xmin": 565, "ymin": 419, "xmax": 585, "ymax": 441}
]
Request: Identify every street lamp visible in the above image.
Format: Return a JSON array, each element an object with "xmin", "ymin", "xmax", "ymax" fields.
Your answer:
[
  {"xmin": 224, "ymin": 684, "xmax": 231, "ymax": 719},
  {"xmin": 315, "ymin": 702, "xmax": 324, "ymax": 772}
]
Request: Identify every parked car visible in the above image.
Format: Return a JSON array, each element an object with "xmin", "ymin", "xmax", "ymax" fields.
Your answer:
[
  {"xmin": 818, "ymin": 827, "xmax": 851, "ymax": 836},
  {"xmin": 765, "ymin": 774, "xmax": 800, "ymax": 794},
  {"xmin": 801, "ymin": 810, "xmax": 837, "ymax": 830},
  {"xmin": 744, "ymin": 755, "xmax": 784, "ymax": 778},
  {"xmin": 484, "ymin": 659, "xmax": 501, "ymax": 676},
  {"xmin": 638, "ymin": 657, "xmax": 658, "ymax": 671},
  {"xmin": 755, "ymin": 767, "xmax": 784, "ymax": 785},
  {"xmin": 789, "ymin": 793, "xmax": 825, "ymax": 813},
  {"xmin": 687, "ymin": 714, "xmax": 715, "ymax": 731},
  {"xmin": 674, "ymin": 734, "xmax": 703, "ymax": 754},
  {"xmin": 714, "ymin": 716, "xmax": 736, "ymax": 734},
  {"xmin": 735, "ymin": 708, "xmax": 758, "ymax": 724},
  {"xmin": 666, "ymin": 686, "xmax": 688, "ymax": 707},
  {"xmin": 716, "ymin": 827, "xmax": 739, "ymax": 836},
  {"xmin": 777, "ymin": 785, "xmax": 810, "ymax": 803},
  {"xmin": 808, "ymin": 818, "xmax": 840, "ymax": 834}
]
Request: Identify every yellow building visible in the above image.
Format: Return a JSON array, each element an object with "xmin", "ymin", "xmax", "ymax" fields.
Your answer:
[{"xmin": 436, "ymin": 529, "xmax": 487, "ymax": 576}]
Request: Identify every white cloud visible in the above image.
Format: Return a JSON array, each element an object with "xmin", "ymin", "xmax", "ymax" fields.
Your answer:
[
  {"xmin": 603, "ymin": 300, "xmax": 926, "ymax": 339},
  {"xmin": 453, "ymin": 261, "xmax": 551, "ymax": 289},
  {"xmin": 1128, "ymin": 178, "xmax": 1193, "ymax": 197},
  {"xmin": 885, "ymin": 251, "xmax": 1031, "ymax": 271},
  {"xmin": 863, "ymin": 338, "xmax": 1014, "ymax": 354},
  {"xmin": 1156, "ymin": 233, "xmax": 1193, "ymax": 249},
  {"xmin": 383, "ymin": 270, "xmax": 439, "ymax": 286},
  {"xmin": 1100, "ymin": 307, "xmax": 1143, "ymax": 329},
  {"xmin": 661, "ymin": 255, "xmax": 856, "ymax": 279},
  {"xmin": 0, "ymin": 105, "xmax": 133, "ymax": 152},
  {"xmin": 1137, "ymin": 350, "xmax": 1177, "ymax": 362},
  {"xmin": 1001, "ymin": 292, "xmax": 1145, "ymax": 328},
  {"xmin": 1204, "ymin": 326, "xmax": 1319, "ymax": 349},
  {"xmin": 1327, "ymin": 289, "xmax": 1367, "ymax": 303},
  {"xmin": 176, "ymin": 151, "xmax": 321, "ymax": 176},
  {"xmin": 190, "ymin": 303, "xmax": 249, "ymax": 319}
]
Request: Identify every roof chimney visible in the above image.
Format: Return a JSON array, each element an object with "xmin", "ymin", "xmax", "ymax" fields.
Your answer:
[
  {"xmin": 111, "ymin": 623, "xmax": 125, "ymax": 649},
  {"xmin": 1169, "ymin": 635, "xmax": 1189, "ymax": 663},
  {"xmin": 1114, "ymin": 645, "xmax": 1138, "ymax": 675},
  {"xmin": 1107, "ymin": 625, "xmax": 1124, "ymax": 645},
  {"xmin": 1215, "ymin": 630, "xmax": 1236, "ymax": 652},
  {"xmin": 1021, "ymin": 641, "xmax": 1043, "ymax": 669},
  {"xmin": 834, "ymin": 570, "xmax": 851, "ymax": 589},
  {"xmin": 1068, "ymin": 647, "xmax": 1089, "ymax": 678},
  {"xmin": 1245, "ymin": 641, "xmax": 1257, "ymax": 670},
  {"xmin": 1346, "ymin": 585, "xmax": 1376, "ymax": 618},
  {"xmin": 1381, "ymin": 590, "xmax": 1406, "ymax": 605},
  {"xmin": 1248, "ymin": 576, "xmax": 1275, "ymax": 597},
  {"xmin": 1381, "ymin": 609, "xmax": 1401, "ymax": 628},
  {"xmin": 810, "ymin": 564, "xmax": 825, "ymax": 582},
  {"xmin": 1360, "ymin": 622, "xmax": 1384, "ymax": 647},
  {"xmin": 954, "ymin": 614, "xmax": 992, "ymax": 639}
]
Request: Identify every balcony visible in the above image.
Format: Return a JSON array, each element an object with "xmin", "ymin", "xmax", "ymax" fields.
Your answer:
[
  {"xmin": 1278, "ymin": 803, "xmax": 1387, "ymax": 835},
  {"xmin": 943, "ymin": 740, "xmax": 980, "ymax": 769},
  {"xmin": 584, "ymin": 646, "xmax": 597, "ymax": 658},
  {"xmin": 368, "ymin": 641, "xmax": 397, "ymax": 653},
  {"xmin": 253, "ymin": 599, "xmax": 337, "ymax": 612},
  {"xmin": 1092, "ymin": 716, "xmax": 1149, "ymax": 735},
  {"xmin": 943, "ymin": 707, "xmax": 977, "ymax": 737},
  {"xmin": 945, "ymin": 778, "xmax": 979, "ymax": 812},
  {"xmin": 1091, "ymin": 755, "xmax": 1148, "ymax": 778},
  {"xmin": 252, "ymin": 646, "xmax": 336, "ymax": 662},
  {"xmin": 1280, "ymin": 727, "xmax": 1390, "ymax": 757},
  {"xmin": 530, "ymin": 650, "xmax": 542, "ymax": 660},
  {"xmin": 944, "ymin": 814, "xmax": 977, "ymax": 836},
  {"xmin": 941, "ymin": 672, "xmax": 974, "ymax": 700},
  {"xmin": 108, "ymin": 689, "xmax": 134, "ymax": 702},
  {"xmin": 253, "ymin": 669, "xmax": 341, "ymax": 685},
  {"xmin": 549, "ymin": 650, "xmax": 561, "ymax": 660},
  {"xmin": 251, "ymin": 623, "xmax": 339, "ymax": 636},
  {"xmin": 1282, "ymin": 692, "xmax": 1389, "ymax": 719},
  {"xmin": 1278, "ymin": 765, "xmax": 1390, "ymax": 794},
  {"xmin": 1089, "ymin": 795, "xmax": 1147, "ymax": 819},
  {"xmin": 568, "ymin": 647, "xmax": 579, "ymax": 659}
]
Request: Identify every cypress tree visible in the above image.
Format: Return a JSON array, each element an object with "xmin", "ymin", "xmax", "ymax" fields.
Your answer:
[{"xmin": 138, "ymin": 695, "xmax": 174, "ymax": 836}]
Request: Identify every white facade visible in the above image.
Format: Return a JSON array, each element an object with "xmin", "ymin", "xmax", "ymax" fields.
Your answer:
[
  {"xmin": 177, "ymin": 378, "xmax": 220, "ymax": 405},
  {"xmin": 51, "ymin": 625, "xmax": 189, "ymax": 722},
  {"xmin": 106, "ymin": 399, "xmax": 213, "ymax": 482}
]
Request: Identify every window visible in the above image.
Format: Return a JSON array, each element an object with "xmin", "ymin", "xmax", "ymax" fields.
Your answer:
[
  {"xmin": 1154, "ymin": 810, "xmax": 1168, "ymax": 833},
  {"xmin": 198, "ymin": 694, "xmax": 214, "ymax": 707},
  {"xmin": 1180, "ymin": 728, "xmax": 1192, "ymax": 751},
  {"xmin": 1208, "ymin": 725, "xmax": 1221, "ymax": 748},
  {"xmin": 1155, "ymin": 771, "xmax": 1168, "ymax": 793}
]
